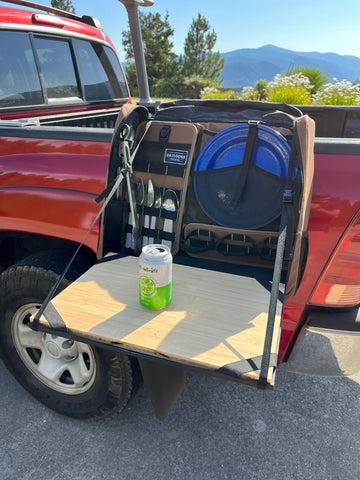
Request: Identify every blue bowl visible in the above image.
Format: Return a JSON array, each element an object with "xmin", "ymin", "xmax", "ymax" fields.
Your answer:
[{"xmin": 194, "ymin": 123, "xmax": 291, "ymax": 177}]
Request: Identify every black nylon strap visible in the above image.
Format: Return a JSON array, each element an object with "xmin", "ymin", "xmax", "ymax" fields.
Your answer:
[
  {"xmin": 43, "ymin": 302, "xmax": 67, "ymax": 331},
  {"xmin": 95, "ymin": 178, "xmax": 116, "ymax": 204},
  {"xmin": 258, "ymin": 119, "xmax": 297, "ymax": 388},
  {"xmin": 219, "ymin": 353, "xmax": 278, "ymax": 378},
  {"xmin": 125, "ymin": 224, "xmax": 176, "ymax": 242},
  {"xmin": 283, "ymin": 128, "xmax": 301, "ymax": 261},
  {"xmin": 232, "ymin": 121, "xmax": 259, "ymax": 206},
  {"xmin": 159, "ymin": 124, "xmax": 171, "ymax": 147},
  {"xmin": 257, "ymin": 214, "xmax": 287, "ymax": 388}
]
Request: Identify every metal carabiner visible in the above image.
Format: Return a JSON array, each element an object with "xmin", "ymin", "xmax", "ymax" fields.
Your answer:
[{"xmin": 118, "ymin": 124, "xmax": 131, "ymax": 159}]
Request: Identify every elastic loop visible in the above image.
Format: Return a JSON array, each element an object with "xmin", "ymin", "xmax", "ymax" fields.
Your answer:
[
  {"xmin": 216, "ymin": 234, "xmax": 259, "ymax": 257},
  {"xmin": 183, "ymin": 229, "xmax": 216, "ymax": 254}
]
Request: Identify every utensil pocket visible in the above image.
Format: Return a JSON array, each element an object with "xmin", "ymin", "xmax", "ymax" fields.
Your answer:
[{"xmin": 125, "ymin": 121, "xmax": 199, "ymax": 254}]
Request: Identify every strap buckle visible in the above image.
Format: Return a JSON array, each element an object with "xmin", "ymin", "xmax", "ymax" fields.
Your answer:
[{"xmin": 283, "ymin": 189, "xmax": 293, "ymax": 204}]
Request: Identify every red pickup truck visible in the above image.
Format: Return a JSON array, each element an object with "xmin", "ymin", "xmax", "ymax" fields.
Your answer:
[{"xmin": 0, "ymin": 1, "xmax": 359, "ymax": 420}]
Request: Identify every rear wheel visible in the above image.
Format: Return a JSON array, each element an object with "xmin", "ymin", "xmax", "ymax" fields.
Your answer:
[{"xmin": 0, "ymin": 250, "xmax": 140, "ymax": 419}]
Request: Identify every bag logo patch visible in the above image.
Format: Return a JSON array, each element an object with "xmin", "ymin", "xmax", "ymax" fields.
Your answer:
[{"xmin": 164, "ymin": 149, "xmax": 188, "ymax": 165}]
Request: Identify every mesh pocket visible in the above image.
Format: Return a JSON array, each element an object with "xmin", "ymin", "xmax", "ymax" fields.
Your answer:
[{"xmin": 193, "ymin": 165, "xmax": 286, "ymax": 230}]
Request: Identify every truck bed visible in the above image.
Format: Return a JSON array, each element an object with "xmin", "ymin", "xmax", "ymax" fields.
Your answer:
[{"xmin": 1, "ymin": 110, "xmax": 359, "ymax": 365}]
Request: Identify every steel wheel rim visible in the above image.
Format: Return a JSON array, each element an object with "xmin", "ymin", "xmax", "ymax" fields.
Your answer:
[{"xmin": 11, "ymin": 303, "xmax": 97, "ymax": 395}]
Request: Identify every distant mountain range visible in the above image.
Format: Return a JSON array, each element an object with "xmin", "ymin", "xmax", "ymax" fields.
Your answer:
[{"xmin": 220, "ymin": 44, "xmax": 360, "ymax": 88}]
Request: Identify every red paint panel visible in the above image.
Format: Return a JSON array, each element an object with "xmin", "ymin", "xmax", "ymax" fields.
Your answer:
[
  {"xmin": 0, "ymin": 188, "xmax": 101, "ymax": 252},
  {"xmin": 0, "ymin": 136, "xmax": 110, "ymax": 193},
  {"xmin": 0, "ymin": 135, "xmax": 111, "ymax": 253},
  {"xmin": 279, "ymin": 153, "xmax": 360, "ymax": 362},
  {"xmin": 0, "ymin": 6, "xmax": 105, "ymax": 40}
]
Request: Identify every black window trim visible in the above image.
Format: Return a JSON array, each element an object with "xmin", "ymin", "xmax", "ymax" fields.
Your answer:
[
  {"xmin": 28, "ymin": 32, "xmax": 48, "ymax": 103},
  {"xmin": 31, "ymin": 32, "xmax": 84, "ymax": 104}
]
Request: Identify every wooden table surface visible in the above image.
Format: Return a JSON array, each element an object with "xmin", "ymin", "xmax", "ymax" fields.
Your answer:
[{"xmin": 41, "ymin": 255, "xmax": 282, "ymax": 384}]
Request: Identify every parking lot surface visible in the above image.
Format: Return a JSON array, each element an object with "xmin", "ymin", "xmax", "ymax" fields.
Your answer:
[{"xmin": 1, "ymin": 360, "xmax": 359, "ymax": 480}]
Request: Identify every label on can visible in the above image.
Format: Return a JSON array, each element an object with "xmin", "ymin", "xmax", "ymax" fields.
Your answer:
[{"xmin": 139, "ymin": 244, "xmax": 172, "ymax": 309}]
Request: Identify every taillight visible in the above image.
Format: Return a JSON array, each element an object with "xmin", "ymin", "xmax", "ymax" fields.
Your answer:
[
  {"xmin": 32, "ymin": 13, "xmax": 65, "ymax": 27},
  {"xmin": 310, "ymin": 211, "xmax": 360, "ymax": 307}
]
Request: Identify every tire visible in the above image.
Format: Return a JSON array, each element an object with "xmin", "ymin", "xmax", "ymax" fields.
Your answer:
[{"xmin": 0, "ymin": 250, "xmax": 140, "ymax": 420}]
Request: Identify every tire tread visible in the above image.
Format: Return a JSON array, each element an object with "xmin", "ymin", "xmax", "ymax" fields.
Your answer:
[{"xmin": 0, "ymin": 249, "xmax": 141, "ymax": 420}]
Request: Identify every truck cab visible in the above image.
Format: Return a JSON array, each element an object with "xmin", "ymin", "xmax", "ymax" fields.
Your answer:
[{"xmin": 0, "ymin": 0, "xmax": 130, "ymax": 121}]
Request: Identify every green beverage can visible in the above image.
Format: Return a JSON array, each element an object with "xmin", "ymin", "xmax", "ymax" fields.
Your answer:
[{"xmin": 139, "ymin": 244, "xmax": 172, "ymax": 309}]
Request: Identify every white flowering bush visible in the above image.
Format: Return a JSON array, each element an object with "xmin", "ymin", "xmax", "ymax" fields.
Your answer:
[
  {"xmin": 267, "ymin": 73, "xmax": 313, "ymax": 93},
  {"xmin": 199, "ymin": 71, "xmax": 360, "ymax": 105},
  {"xmin": 239, "ymin": 86, "xmax": 259, "ymax": 100},
  {"xmin": 200, "ymin": 86, "xmax": 219, "ymax": 99},
  {"xmin": 266, "ymin": 73, "xmax": 311, "ymax": 104},
  {"xmin": 266, "ymin": 73, "xmax": 312, "ymax": 104},
  {"xmin": 312, "ymin": 79, "xmax": 360, "ymax": 105}
]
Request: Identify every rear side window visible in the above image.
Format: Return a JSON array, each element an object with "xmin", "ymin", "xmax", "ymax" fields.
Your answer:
[
  {"xmin": 0, "ymin": 31, "xmax": 43, "ymax": 107},
  {"xmin": 73, "ymin": 39, "xmax": 128, "ymax": 101},
  {"xmin": 0, "ymin": 29, "xmax": 128, "ymax": 111},
  {"xmin": 32, "ymin": 36, "xmax": 81, "ymax": 102},
  {"xmin": 104, "ymin": 46, "xmax": 128, "ymax": 98}
]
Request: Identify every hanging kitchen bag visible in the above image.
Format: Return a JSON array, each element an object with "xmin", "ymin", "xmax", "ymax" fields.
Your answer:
[{"xmin": 191, "ymin": 122, "xmax": 292, "ymax": 230}]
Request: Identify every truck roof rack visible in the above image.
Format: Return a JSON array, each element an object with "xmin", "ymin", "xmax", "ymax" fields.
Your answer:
[{"xmin": 1, "ymin": 0, "xmax": 103, "ymax": 29}]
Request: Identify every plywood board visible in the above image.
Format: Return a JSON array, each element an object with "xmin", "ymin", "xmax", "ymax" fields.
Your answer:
[{"xmin": 40, "ymin": 255, "xmax": 282, "ymax": 384}]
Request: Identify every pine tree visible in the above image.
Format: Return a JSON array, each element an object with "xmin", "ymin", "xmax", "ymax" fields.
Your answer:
[
  {"xmin": 181, "ymin": 13, "xmax": 224, "ymax": 92},
  {"xmin": 51, "ymin": 0, "xmax": 76, "ymax": 14},
  {"xmin": 122, "ymin": 11, "xmax": 178, "ymax": 96}
]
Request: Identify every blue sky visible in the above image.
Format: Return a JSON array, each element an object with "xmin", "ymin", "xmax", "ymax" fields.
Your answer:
[{"xmin": 3, "ymin": 0, "xmax": 360, "ymax": 61}]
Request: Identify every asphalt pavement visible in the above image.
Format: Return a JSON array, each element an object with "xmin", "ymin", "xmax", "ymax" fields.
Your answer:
[{"xmin": 1, "ymin": 359, "xmax": 359, "ymax": 480}]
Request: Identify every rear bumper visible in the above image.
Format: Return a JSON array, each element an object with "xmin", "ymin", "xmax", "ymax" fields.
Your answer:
[{"xmin": 285, "ymin": 307, "xmax": 360, "ymax": 377}]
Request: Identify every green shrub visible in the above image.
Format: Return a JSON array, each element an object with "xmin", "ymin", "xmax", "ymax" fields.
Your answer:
[
  {"xmin": 200, "ymin": 88, "xmax": 241, "ymax": 99},
  {"xmin": 254, "ymin": 79, "xmax": 268, "ymax": 100},
  {"xmin": 267, "ymin": 86, "xmax": 311, "ymax": 104},
  {"xmin": 154, "ymin": 76, "xmax": 184, "ymax": 98},
  {"xmin": 286, "ymin": 65, "xmax": 329, "ymax": 95}
]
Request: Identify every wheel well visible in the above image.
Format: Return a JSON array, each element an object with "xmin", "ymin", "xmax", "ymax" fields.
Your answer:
[{"xmin": 0, "ymin": 231, "xmax": 96, "ymax": 270}]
